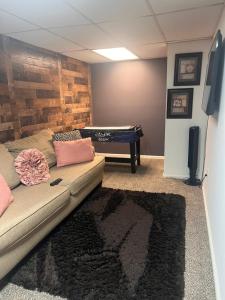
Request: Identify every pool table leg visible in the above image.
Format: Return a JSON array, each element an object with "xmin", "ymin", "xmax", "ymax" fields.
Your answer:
[
  {"xmin": 130, "ymin": 142, "xmax": 136, "ymax": 173},
  {"xmin": 136, "ymin": 139, "xmax": 141, "ymax": 165}
]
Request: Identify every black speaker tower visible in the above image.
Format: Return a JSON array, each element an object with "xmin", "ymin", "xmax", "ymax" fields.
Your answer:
[{"xmin": 185, "ymin": 126, "xmax": 201, "ymax": 186}]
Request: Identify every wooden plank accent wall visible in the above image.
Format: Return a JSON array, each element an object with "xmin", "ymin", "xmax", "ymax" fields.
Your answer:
[{"xmin": 0, "ymin": 35, "xmax": 92, "ymax": 142}]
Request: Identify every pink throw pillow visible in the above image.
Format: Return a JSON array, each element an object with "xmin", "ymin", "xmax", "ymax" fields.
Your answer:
[
  {"xmin": 0, "ymin": 174, "xmax": 14, "ymax": 216},
  {"xmin": 53, "ymin": 138, "xmax": 95, "ymax": 167},
  {"xmin": 14, "ymin": 149, "xmax": 50, "ymax": 186}
]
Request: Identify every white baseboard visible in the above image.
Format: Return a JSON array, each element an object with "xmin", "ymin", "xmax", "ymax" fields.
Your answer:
[
  {"xmin": 96, "ymin": 152, "xmax": 164, "ymax": 160},
  {"xmin": 163, "ymin": 172, "xmax": 202, "ymax": 180},
  {"xmin": 141, "ymin": 155, "xmax": 164, "ymax": 159},
  {"xmin": 163, "ymin": 172, "xmax": 188, "ymax": 180},
  {"xmin": 202, "ymin": 185, "xmax": 221, "ymax": 300}
]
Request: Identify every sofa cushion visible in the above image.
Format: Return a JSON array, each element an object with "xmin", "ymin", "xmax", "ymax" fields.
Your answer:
[
  {"xmin": 5, "ymin": 129, "xmax": 56, "ymax": 167},
  {"xmin": 0, "ymin": 183, "xmax": 70, "ymax": 253},
  {"xmin": 0, "ymin": 144, "xmax": 20, "ymax": 189},
  {"xmin": 49, "ymin": 155, "xmax": 105, "ymax": 196}
]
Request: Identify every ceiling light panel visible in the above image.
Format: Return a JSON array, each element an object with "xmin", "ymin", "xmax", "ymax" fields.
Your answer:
[
  {"xmin": 63, "ymin": 50, "xmax": 111, "ymax": 63},
  {"xmin": 93, "ymin": 48, "xmax": 138, "ymax": 61}
]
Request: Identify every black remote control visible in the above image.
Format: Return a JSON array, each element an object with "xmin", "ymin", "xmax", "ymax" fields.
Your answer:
[{"xmin": 50, "ymin": 178, "xmax": 63, "ymax": 186}]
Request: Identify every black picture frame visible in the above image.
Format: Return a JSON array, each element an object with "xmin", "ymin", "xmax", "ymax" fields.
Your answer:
[
  {"xmin": 174, "ymin": 52, "xmax": 202, "ymax": 86},
  {"xmin": 167, "ymin": 88, "xmax": 193, "ymax": 119}
]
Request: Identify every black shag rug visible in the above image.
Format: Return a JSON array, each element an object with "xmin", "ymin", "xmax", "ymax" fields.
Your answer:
[{"xmin": 8, "ymin": 187, "xmax": 186, "ymax": 299}]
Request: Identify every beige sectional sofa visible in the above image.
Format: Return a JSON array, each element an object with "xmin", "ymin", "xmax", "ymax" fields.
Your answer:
[{"xmin": 0, "ymin": 130, "xmax": 105, "ymax": 280}]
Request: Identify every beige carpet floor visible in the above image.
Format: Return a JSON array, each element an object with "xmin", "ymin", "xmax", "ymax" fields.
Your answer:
[
  {"xmin": 103, "ymin": 158, "xmax": 216, "ymax": 300},
  {"xmin": 0, "ymin": 158, "xmax": 215, "ymax": 299}
]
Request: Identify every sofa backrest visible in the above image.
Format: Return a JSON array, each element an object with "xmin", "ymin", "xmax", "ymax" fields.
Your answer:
[{"xmin": 0, "ymin": 144, "xmax": 20, "ymax": 189}]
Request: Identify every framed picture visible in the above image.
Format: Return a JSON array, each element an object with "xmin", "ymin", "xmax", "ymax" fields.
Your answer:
[
  {"xmin": 167, "ymin": 88, "xmax": 193, "ymax": 119},
  {"xmin": 174, "ymin": 52, "xmax": 202, "ymax": 86}
]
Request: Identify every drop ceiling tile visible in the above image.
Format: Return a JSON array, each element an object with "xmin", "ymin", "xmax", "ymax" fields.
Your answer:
[
  {"xmin": 66, "ymin": 0, "xmax": 153, "ymax": 23},
  {"xmin": 129, "ymin": 43, "xmax": 167, "ymax": 59},
  {"xmin": 99, "ymin": 17, "xmax": 165, "ymax": 45},
  {"xmin": 63, "ymin": 50, "xmax": 111, "ymax": 63},
  {"xmin": 0, "ymin": 0, "xmax": 90, "ymax": 28},
  {"xmin": 8, "ymin": 30, "xmax": 82, "ymax": 52},
  {"xmin": 149, "ymin": 0, "xmax": 224, "ymax": 14},
  {"xmin": 50, "ymin": 25, "xmax": 121, "ymax": 49},
  {"xmin": 0, "ymin": 10, "xmax": 38, "ymax": 34},
  {"xmin": 157, "ymin": 5, "xmax": 223, "ymax": 41}
]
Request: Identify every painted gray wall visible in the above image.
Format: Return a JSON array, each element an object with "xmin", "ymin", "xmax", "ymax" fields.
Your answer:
[{"xmin": 91, "ymin": 59, "xmax": 167, "ymax": 155}]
